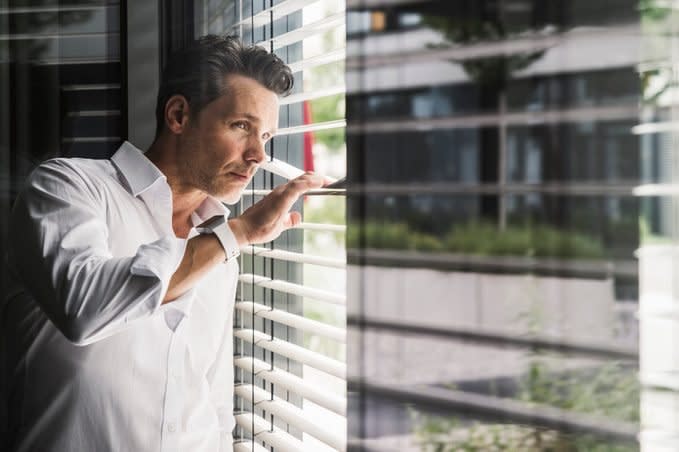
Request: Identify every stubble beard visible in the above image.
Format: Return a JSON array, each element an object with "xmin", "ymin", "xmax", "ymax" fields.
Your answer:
[
  {"xmin": 181, "ymin": 140, "xmax": 249, "ymax": 204},
  {"xmin": 198, "ymin": 168, "xmax": 245, "ymax": 204}
]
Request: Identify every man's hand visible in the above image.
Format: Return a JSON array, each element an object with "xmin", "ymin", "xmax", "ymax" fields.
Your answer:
[
  {"xmin": 164, "ymin": 172, "xmax": 324, "ymax": 304},
  {"xmin": 228, "ymin": 172, "xmax": 325, "ymax": 246}
]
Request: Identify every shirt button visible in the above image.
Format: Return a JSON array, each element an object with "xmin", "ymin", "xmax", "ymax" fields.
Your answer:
[{"xmin": 167, "ymin": 423, "xmax": 176, "ymax": 433}]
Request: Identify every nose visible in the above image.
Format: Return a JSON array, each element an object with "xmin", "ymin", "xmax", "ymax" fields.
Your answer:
[{"xmin": 245, "ymin": 135, "xmax": 267, "ymax": 165}]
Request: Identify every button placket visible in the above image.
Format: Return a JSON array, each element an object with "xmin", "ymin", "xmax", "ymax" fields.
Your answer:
[{"xmin": 160, "ymin": 320, "xmax": 187, "ymax": 452}]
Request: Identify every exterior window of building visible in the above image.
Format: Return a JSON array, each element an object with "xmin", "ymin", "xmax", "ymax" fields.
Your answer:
[{"xmin": 345, "ymin": 0, "xmax": 674, "ymax": 450}]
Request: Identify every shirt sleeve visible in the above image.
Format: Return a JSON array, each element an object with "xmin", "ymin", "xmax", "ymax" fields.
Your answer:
[{"xmin": 8, "ymin": 159, "xmax": 186, "ymax": 346}]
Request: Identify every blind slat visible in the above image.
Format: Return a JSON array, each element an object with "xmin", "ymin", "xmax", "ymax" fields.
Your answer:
[
  {"xmin": 234, "ymin": 329, "xmax": 346, "ymax": 378},
  {"xmin": 66, "ymin": 110, "xmax": 121, "ymax": 117},
  {"xmin": 236, "ymin": 301, "xmax": 346, "ymax": 341},
  {"xmin": 235, "ymin": 384, "xmax": 345, "ymax": 450},
  {"xmin": 234, "ymin": 356, "xmax": 347, "ymax": 415},
  {"xmin": 233, "ymin": 441, "xmax": 269, "ymax": 452},
  {"xmin": 239, "ymin": 273, "xmax": 346, "ymax": 305},
  {"xmin": 295, "ymin": 222, "xmax": 346, "ymax": 232},
  {"xmin": 232, "ymin": 0, "xmax": 319, "ymax": 29},
  {"xmin": 235, "ymin": 412, "xmax": 311, "ymax": 452},
  {"xmin": 288, "ymin": 47, "xmax": 345, "ymax": 73},
  {"xmin": 279, "ymin": 84, "xmax": 345, "ymax": 106},
  {"xmin": 276, "ymin": 119, "xmax": 346, "ymax": 136},
  {"xmin": 257, "ymin": 12, "xmax": 344, "ymax": 50},
  {"xmin": 259, "ymin": 156, "xmax": 305, "ymax": 179},
  {"xmin": 241, "ymin": 246, "xmax": 346, "ymax": 269},
  {"xmin": 633, "ymin": 184, "xmax": 679, "ymax": 196},
  {"xmin": 245, "ymin": 188, "xmax": 346, "ymax": 196},
  {"xmin": 0, "ymin": 5, "xmax": 109, "ymax": 14},
  {"xmin": 632, "ymin": 121, "xmax": 679, "ymax": 135},
  {"xmin": 61, "ymin": 83, "xmax": 121, "ymax": 91}
]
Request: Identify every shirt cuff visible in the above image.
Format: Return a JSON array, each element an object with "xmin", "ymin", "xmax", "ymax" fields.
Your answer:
[{"xmin": 129, "ymin": 235, "xmax": 188, "ymax": 311}]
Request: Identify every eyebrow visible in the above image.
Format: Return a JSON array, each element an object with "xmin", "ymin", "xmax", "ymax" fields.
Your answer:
[{"xmin": 241, "ymin": 113, "xmax": 261, "ymax": 123}]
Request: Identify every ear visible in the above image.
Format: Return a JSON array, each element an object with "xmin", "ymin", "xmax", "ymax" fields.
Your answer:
[{"xmin": 164, "ymin": 95, "xmax": 191, "ymax": 135}]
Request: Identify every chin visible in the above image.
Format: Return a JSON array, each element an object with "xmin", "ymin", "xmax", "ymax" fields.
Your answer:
[{"xmin": 217, "ymin": 187, "xmax": 245, "ymax": 205}]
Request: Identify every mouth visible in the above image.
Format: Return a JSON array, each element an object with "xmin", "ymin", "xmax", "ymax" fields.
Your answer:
[{"xmin": 229, "ymin": 172, "xmax": 250, "ymax": 182}]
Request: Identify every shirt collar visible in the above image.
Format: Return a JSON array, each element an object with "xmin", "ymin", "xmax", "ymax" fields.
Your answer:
[
  {"xmin": 191, "ymin": 197, "xmax": 230, "ymax": 226},
  {"xmin": 111, "ymin": 141, "xmax": 166, "ymax": 197},
  {"xmin": 111, "ymin": 141, "xmax": 230, "ymax": 221}
]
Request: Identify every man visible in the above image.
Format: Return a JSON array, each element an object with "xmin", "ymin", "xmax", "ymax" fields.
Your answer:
[{"xmin": 1, "ymin": 35, "xmax": 323, "ymax": 451}]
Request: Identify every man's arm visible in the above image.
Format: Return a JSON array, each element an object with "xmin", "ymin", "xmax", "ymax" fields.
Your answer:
[
  {"xmin": 10, "ymin": 159, "xmax": 189, "ymax": 345},
  {"xmin": 162, "ymin": 172, "xmax": 324, "ymax": 303},
  {"xmin": 10, "ymin": 158, "xmax": 322, "ymax": 343}
]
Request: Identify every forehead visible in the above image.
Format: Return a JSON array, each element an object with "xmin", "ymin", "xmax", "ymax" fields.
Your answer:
[{"xmin": 213, "ymin": 74, "xmax": 279, "ymax": 121}]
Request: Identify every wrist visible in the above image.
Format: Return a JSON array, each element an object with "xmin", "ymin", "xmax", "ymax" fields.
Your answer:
[
  {"xmin": 227, "ymin": 218, "xmax": 249, "ymax": 247},
  {"xmin": 196, "ymin": 215, "xmax": 240, "ymax": 262}
]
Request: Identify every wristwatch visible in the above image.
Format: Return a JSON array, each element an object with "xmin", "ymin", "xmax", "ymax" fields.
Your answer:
[{"xmin": 195, "ymin": 215, "xmax": 240, "ymax": 262}]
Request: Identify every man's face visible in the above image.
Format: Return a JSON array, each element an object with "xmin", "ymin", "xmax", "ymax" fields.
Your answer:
[{"xmin": 178, "ymin": 74, "xmax": 279, "ymax": 204}]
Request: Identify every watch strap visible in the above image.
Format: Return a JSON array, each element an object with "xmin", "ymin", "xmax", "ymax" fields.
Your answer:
[
  {"xmin": 213, "ymin": 220, "xmax": 240, "ymax": 262},
  {"xmin": 196, "ymin": 215, "xmax": 240, "ymax": 262}
]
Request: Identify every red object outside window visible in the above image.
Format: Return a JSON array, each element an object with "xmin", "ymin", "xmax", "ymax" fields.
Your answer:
[{"xmin": 303, "ymin": 100, "xmax": 315, "ymax": 172}]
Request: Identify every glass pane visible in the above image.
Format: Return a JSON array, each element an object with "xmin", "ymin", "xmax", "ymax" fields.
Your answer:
[
  {"xmin": 0, "ymin": 0, "xmax": 123, "ymax": 339},
  {"xmin": 346, "ymin": 0, "xmax": 661, "ymax": 450}
]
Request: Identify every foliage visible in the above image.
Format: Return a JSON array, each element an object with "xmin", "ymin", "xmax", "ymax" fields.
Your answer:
[
  {"xmin": 303, "ymin": 196, "xmax": 345, "ymax": 248},
  {"xmin": 420, "ymin": 14, "xmax": 548, "ymax": 89},
  {"xmin": 639, "ymin": 0, "xmax": 672, "ymax": 22},
  {"xmin": 306, "ymin": 26, "xmax": 345, "ymax": 152},
  {"xmin": 639, "ymin": 216, "xmax": 672, "ymax": 245},
  {"xmin": 519, "ymin": 360, "xmax": 639, "ymax": 423},
  {"xmin": 346, "ymin": 221, "xmax": 604, "ymax": 259},
  {"xmin": 412, "ymin": 361, "xmax": 639, "ymax": 451},
  {"xmin": 638, "ymin": 0, "xmax": 675, "ymax": 105},
  {"xmin": 309, "ymin": 94, "xmax": 345, "ymax": 151},
  {"xmin": 347, "ymin": 222, "xmax": 443, "ymax": 251},
  {"xmin": 305, "ymin": 195, "xmax": 345, "ymax": 225}
]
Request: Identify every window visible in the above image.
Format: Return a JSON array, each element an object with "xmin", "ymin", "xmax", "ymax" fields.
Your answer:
[
  {"xmin": 346, "ymin": 0, "xmax": 649, "ymax": 450},
  {"xmin": 194, "ymin": 1, "xmax": 348, "ymax": 450},
  {"xmin": 0, "ymin": 0, "xmax": 124, "ymax": 317}
]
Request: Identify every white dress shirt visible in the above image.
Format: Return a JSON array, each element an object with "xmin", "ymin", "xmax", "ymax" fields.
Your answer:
[{"xmin": 1, "ymin": 141, "xmax": 237, "ymax": 452}]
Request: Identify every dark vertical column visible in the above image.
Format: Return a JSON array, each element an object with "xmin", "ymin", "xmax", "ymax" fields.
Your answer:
[
  {"xmin": 159, "ymin": 0, "xmax": 195, "ymax": 71},
  {"xmin": 127, "ymin": 0, "xmax": 160, "ymax": 149},
  {"xmin": 120, "ymin": 0, "xmax": 128, "ymax": 141},
  {"xmin": 0, "ymin": 0, "xmax": 9, "ymax": 304}
]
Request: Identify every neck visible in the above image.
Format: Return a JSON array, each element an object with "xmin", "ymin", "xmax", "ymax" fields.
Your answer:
[{"xmin": 146, "ymin": 135, "xmax": 207, "ymax": 238}]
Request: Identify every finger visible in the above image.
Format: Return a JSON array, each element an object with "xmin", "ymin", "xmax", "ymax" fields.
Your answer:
[
  {"xmin": 279, "ymin": 174, "xmax": 324, "ymax": 205},
  {"xmin": 261, "ymin": 174, "xmax": 324, "ymax": 218},
  {"xmin": 296, "ymin": 172, "xmax": 325, "ymax": 187},
  {"xmin": 282, "ymin": 211, "xmax": 301, "ymax": 229}
]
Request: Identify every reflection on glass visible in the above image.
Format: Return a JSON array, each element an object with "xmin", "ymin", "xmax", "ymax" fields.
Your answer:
[
  {"xmin": 346, "ymin": 0, "xmax": 658, "ymax": 450},
  {"xmin": 0, "ymin": 1, "xmax": 123, "ymax": 324}
]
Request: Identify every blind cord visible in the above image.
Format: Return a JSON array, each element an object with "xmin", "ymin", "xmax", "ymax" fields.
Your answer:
[{"xmin": 249, "ymin": 1, "xmax": 256, "ymax": 445}]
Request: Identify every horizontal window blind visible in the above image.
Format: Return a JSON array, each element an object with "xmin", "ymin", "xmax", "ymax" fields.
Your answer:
[
  {"xmin": 636, "ymin": 8, "xmax": 679, "ymax": 448},
  {"xmin": 217, "ymin": 0, "xmax": 347, "ymax": 450}
]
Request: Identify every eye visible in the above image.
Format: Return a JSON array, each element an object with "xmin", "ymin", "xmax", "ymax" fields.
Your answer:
[{"xmin": 233, "ymin": 121, "xmax": 249, "ymax": 131}]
